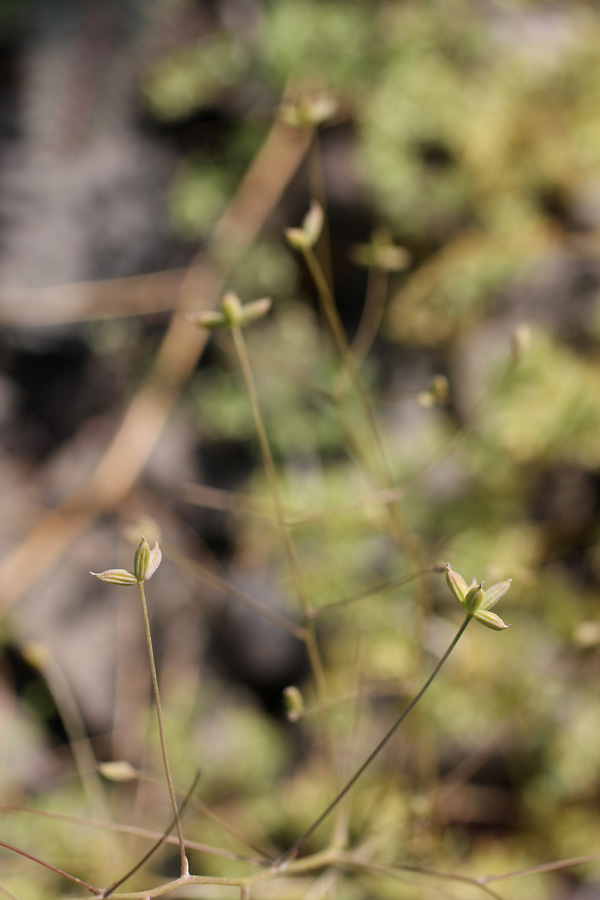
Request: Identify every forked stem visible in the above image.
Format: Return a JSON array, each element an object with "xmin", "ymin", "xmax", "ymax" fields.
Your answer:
[
  {"xmin": 275, "ymin": 614, "xmax": 471, "ymax": 866},
  {"xmin": 137, "ymin": 581, "xmax": 189, "ymax": 877}
]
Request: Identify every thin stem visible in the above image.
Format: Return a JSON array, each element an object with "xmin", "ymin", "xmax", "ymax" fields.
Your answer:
[
  {"xmin": 230, "ymin": 323, "xmax": 336, "ymax": 786},
  {"xmin": 1, "ymin": 804, "xmax": 264, "ymax": 865},
  {"xmin": 164, "ymin": 541, "xmax": 306, "ymax": 640},
  {"xmin": 102, "ymin": 772, "xmax": 201, "ymax": 897},
  {"xmin": 345, "ymin": 857, "xmax": 506, "ymax": 900},
  {"xmin": 301, "ymin": 245, "xmax": 423, "ymax": 567},
  {"xmin": 312, "ymin": 568, "xmax": 435, "ymax": 618},
  {"xmin": 0, "ymin": 884, "xmax": 20, "ymax": 900},
  {"xmin": 306, "ymin": 132, "xmax": 334, "ymax": 295},
  {"xmin": 0, "ymin": 840, "xmax": 100, "ymax": 895},
  {"xmin": 137, "ymin": 581, "xmax": 189, "ymax": 877},
  {"xmin": 479, "ymin": 854, "xmax": 600, "ymax": 884},
  {"xmin": 350, "ymin": 265, "xmax": 389, "ymax": 366},
  {"xmin": 275, "ymin": 614, "xmax": 471, "ymax": 865}
]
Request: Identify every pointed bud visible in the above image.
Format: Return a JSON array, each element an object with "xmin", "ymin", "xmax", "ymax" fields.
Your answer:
[
  {"xmin": 480, "ymin": 579, "xmax": 512, "ymax": 611},
  {"xmin": 238, "ymin": 297, "xmax": 272, "ymax": 327},
  {"xmin": 350, "ymin": 229, "xmax": 410, "ymax": 271},
  {"xmin": 278, "ymin": 95, "xmax": 337, "ymax": 128},
  {"xmin": 133, "ymin": 536, "xmax": 151, "ymax": 583},
  {"xmin": 98, "ymin": 760, "xmax": 138, "ymax": 782},
  {"xmin": 302, "ymin": 200, "xmax": 324, "ymax": 247},
  {"xmin": 221, "ymin": 291, "xmax": 244, "ymax": 326},
  {"xmin": 283, "ymin": 686, "xmax": 304, "ymax": 723},
  {"xmin": 284, "ymin": 200, "xmax": 324, "ymax": 251},
  {"xmin": 284, "ymin": 226, "xmax": 312, "ymax": 250},
  {"xmin": 445, "ymin": 564, "xmax": 469, "ymax": 605},
  {"xmin": 145, "ymin": 541, "xmax": 162, "ymax": 581},
  {"xmin": 464, "ymin": 582, "xmax": 485, "ymax": 614},
  {"xmin": 133, "ymin": 536, "xmax": 162, "ymax": 583},
  {"xmin": 474, "ymin": 609, "xmax": 510, "ymax": 631},
  {"xmin": 91, "ymin": 569, "xmax": 137, "ymax": 586}
]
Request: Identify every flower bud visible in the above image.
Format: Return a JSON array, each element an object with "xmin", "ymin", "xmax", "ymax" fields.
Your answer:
[
  {"xmin": 473, "ymin": 609, "xmax": 509, "ymax": 631},
  {"xmin": 283, "ymin": 686, "xmax": 304, "ymax": 723},
  {"xmin": 445, "ymin": 564, "xmax": 468, "ymax": 605},
  {"xmin": 221, "ymin": 291, "xmax": 243, "ymax": 326},
  {"xmin": 279, "ymin": 95, "xmax": 337, "ymax": 128},
  {"xmin": 133, "ymin": 536, "xmax": 162, "ymax": 583},
  {"xmin": 285, "ymin": 200, "xmax": 324, "ymax": 251},
  {"xmin": 133, "ymin": 536, "xmax": 151, "ymax": 582},
  {"xmin": 238, "ymin": 297, "xmax": 272, "ymax": 326},
  {"xmin": 350, "ymin": 229, "xmax": 410, "ymax": 272},
  {"xmin": 91, "ymin": 569, "xmax": 137, "ymax": 586},
  {"xmin": 464, "ymin": 581, "xmax": 485, "ymax": 614},
  {"xmin": 480, "ymin": 579, "xmax": 512, "ymax": 611},
  {"xmin": 99, "ymin": 760, "xmax": 138, "ymax": 782}
]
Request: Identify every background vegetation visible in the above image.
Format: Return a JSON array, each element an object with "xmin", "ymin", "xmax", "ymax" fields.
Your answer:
[{"xmin": 1, "ymin": 1, "xmax": 600, "ymax": 897}]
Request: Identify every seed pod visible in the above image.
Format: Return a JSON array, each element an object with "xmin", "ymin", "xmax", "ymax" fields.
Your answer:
[
  {"xmin": 445, "ymin": 564, "xmax": 468, "ymax": 605},
  {"xmin": 464, "ymin": 582, "xmax": 485, "ymax": 614},
  {"xmin": 91, "ymin": 568, "xmax": 137, "ymax": 586},
  {"xmin": 480, "ymin": 579, "xmax": 512, "ymax": 611},
  {"xmin": 474, "ymin": 609, "xmax": 509, "ymax": 631}
]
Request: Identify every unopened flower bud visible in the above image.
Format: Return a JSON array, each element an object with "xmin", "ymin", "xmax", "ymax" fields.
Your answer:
[
  {"xmin": 283, "ymin": 686, "xmax": 304, "ymax": 723},
  {"xmin": 133, "ymin": 536, "xmax": 162, "ymax": 583},
  {"xmin": 464, "ymin": 581, "xmax": 485, "ymax": 614},
  {"xmin": 134, "ymin": 536, "xmax": 151, "ymax": 582},
  {"xmin": 238, "ymin": 297, "xmax": 272, "ymax": 326},
  {"xmin": 445, "ymin": 564, "xmax": 468, "ymax": 605},
  {"xmin": 473, "ymin": 609, "xmax": 509, "ymax": 631},
  {"xmin": 480, "ymin": 579, "xmax": 512, "ymax": 611},
  {"xmin": 99, "ymin": 760, "xmax": 138, "ymax": 782},
  {"xmin": 285, "ymin": 200, "xmax": 324, "ymax": 251},
  {"xmin": 221, "ymin": 291, "xmax": 243, "ymax": 326},
  {"xmin": 91, "ymin": 568, "xmax": 137, "ymax": 586}
]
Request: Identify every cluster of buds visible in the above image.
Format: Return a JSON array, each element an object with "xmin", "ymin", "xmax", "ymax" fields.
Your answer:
[
  {"xmin": 188, "ymin": 292, "xmax": 272, "ymax": 332},
  {"xmin": 445, "ymin": 564, "xmax": 511, "ymax": 630},
  {"xmin": 91, "ymin": 536, "xmax": 162, "ymax": 586},
  {"xmin": 278, "ymin": 95, "xmax": 338, "ymax": 129},
  {"xmin": 284, "ymin": 200, "xmax": 324, "ymax": 251},
  {"xmin": 350, "ymin": 227, "xmax": 411, "ymax": 272}
]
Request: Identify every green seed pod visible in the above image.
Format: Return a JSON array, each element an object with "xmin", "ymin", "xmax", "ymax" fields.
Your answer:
[
  {"xmin": 474, "ymin": 609, "xmax": 509, "ymax": 631},
  {"xmin": 221, "ymin": 291, "xmax": 244, "ymax": 326},
  {"xmin": 283, "ymin": 686, "xmax": 304, "ymax": 723},
  {"xmin": 480, "ymin": 579, "xmax": 512, "ymax": 611},
  {"xmin": 91, "ymin": 569, "xmax": 137, "ymax": 586},
  {"xmin": 238, "ymin": 297, "xmax": 272, "ymax": 327},
  {"xmin": 464, "ymin": 582, "xmax": 485, "ymax": 614},
  {"xmin": 133, "ymin": 536, "xmax": 151, "ymax": 583},
  {"xmin": 445, "ymin": 564, "xmax": 469, "ymax": 605}
]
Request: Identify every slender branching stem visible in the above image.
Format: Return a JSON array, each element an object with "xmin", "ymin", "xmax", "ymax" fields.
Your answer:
[
  {"xmin": 137, "ymin": 581, "xmax": 189, "ymax": 877},
  {"xmin": 101, "ymin": 772, "xmax": 201, "ymax": 896},
  {"xmin": 301, "ymin": 246, "xmax": 423, "ymax": 563},
  {"xmin": 350, "ymin": 265, "xmax": 389, "ymax": 366},
  {"xmin": 275, "ymin": 614, "xmax": 472, "ymax": 866},
  {"xmin": 307, "ymin": 132, "xmax": 334, "ymax": 294},
  {"xmin": 230, "ymin": 323, "xmax": 336, "ymax": 786}
]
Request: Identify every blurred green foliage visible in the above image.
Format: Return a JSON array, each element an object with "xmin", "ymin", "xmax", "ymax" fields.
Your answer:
[
  {"xmin": 146, "ymin": 3, "xmax": 600, "ymax": 895},
  {"xmin": 5, "ymin": 2, "xmax": 600, "ymax": 898}
]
